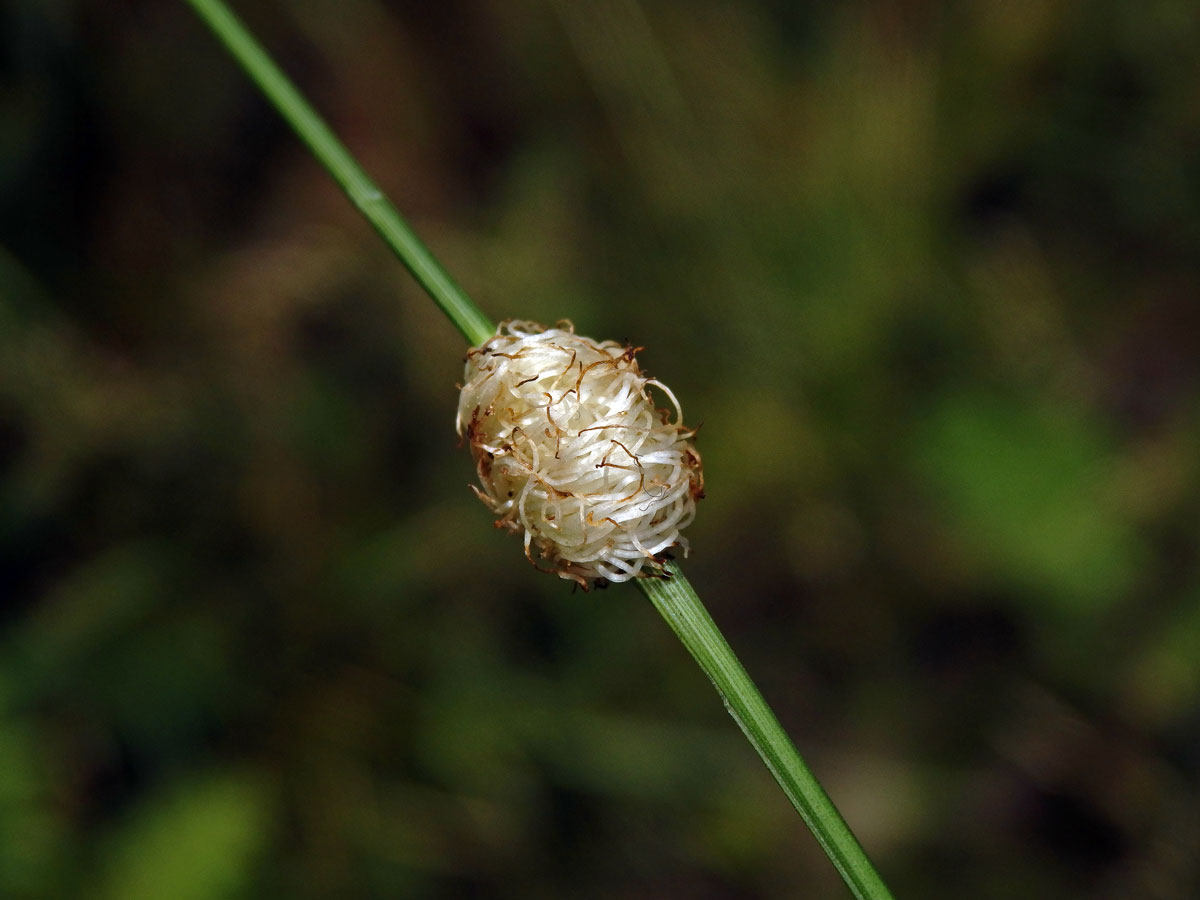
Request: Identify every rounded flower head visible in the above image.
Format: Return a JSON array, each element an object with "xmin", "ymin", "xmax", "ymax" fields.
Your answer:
[{"xmin": 457, "ymin": 320, "xmax": 703, "ymax": 588}]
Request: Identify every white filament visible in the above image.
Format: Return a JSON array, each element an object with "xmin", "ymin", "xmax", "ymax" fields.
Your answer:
[{"xmin": 456, "ymin": 320, "xmax": 704, "ymax": 588}]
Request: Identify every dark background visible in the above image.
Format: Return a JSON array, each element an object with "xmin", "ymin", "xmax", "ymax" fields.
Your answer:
[{"xmin": 2, "ymin": 1, "xmax": 1199, "ymax": 897}]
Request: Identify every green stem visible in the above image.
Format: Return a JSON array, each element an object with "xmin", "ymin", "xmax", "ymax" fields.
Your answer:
[
  {"xmin": 184, "ymin": 0, "xmax": 495, "ymax": 346},
  {"xmin": 185, "ymin": 3, "xmax": 895, "ymax": 898},
  {"xmin": 639, "ymin": 563, "xmax": 895, "ymax": 900}
]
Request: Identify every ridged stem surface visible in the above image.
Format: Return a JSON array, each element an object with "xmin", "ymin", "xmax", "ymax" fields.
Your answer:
[
  {"xmin": 185, "ymin": 3, "xmax": 896, "ymax": 898},
  {"xmin": 639, "ymin": 563, "xmax": 894, "ymax": 900},
  {"xmin": 185, "ymin": 0, "xmax": 494, "ymax": 346}
]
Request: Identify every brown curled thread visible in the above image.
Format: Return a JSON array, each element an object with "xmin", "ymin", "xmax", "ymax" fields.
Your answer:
[
  {"xmin": 522, "ymin": 534, "xmax": 580, "ymax": 584},
  {"xmin": 618, "ymin": 472, "xmax": 646, "ymax": 503},
  {"xmin": 597, "ymin": 440, "xmax": 646, "ymax": 503},
  {"xmin": 576, "ymin": 423, "xmax": 645, "ymax": 436},
  {"xmin": 543, "ymin": 396, "xmax": 565, "ymax": 434},
  {"xmin": 522, "ymin": 527, "xmax": 589, "ymax": 588},
  {"xmin": 457, "ymin": 321, "xmax": 703, "ymax": 589},
  {"xmin": 546, "ymin": 561, "xmax": 589, "ymax": 589},
  {"xmin": 501, "ymin": 455, "xmax": 575, "ymax": 500},
  {"xmin": 572, "ymin": 355, "xmax": 626, "ymax": 397},
  {"xmin": 543, "ymin": 399, "xmax": 569, "ymax": 459},
  {"xmin": 556, "ymin": 348, "xmax": 577, "ymax": 380},
  {"xmin": 552, "ymin": 359, "xmax": 586, "ymax": 404},
  {"xmin": 458, "ymin": 404, "xmax": 478, "ymax": 449},
  {"xmin": 685, "ymin": 445, "xmax": 705, "ymax": 500},
  {"xmin": 600, "ymin": 439, "xmax": 642, "ymax": 468},
  {"xmin": 475, "ymin": 451, "xmax": 493, "ymax": 484}
]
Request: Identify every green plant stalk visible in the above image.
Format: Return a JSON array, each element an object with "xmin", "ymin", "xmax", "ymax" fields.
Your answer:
[
  {"xmin": 185, "ymin": 2, "xmax": 895, "ymax": 898},
  {"xmin": 639, "ymin": 564, "xmax": 893, "ymax": 900},
  {"xmin": 184, "ymin": 0, "xmax": 494, "ymax": 347}
]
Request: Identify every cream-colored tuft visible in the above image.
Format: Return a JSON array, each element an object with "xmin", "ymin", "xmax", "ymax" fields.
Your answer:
[{"xmin": 456, "ymin": 320, "xmax": 703, "ymax": 588}]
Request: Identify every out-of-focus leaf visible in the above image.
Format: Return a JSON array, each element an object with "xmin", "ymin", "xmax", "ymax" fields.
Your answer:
[
  {"xmin": 1125, "ymin": 588, "xmax": 1200, "ymax": 727},
  {"xmin": 0, "ymin": 672, "xmax": 66, "ymax": 897},
  {"xmin": 97, "ymin": 772, "xmax": 273, "ymax": 900},
  {"xmin": 914, "ymin": 390, "xmax": 1142, "ymax": 613}
]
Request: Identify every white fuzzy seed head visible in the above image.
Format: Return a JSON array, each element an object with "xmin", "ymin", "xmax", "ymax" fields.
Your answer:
[{"xmin": 456, "ymin": 320, "xmax": 704, "ymax": 588}]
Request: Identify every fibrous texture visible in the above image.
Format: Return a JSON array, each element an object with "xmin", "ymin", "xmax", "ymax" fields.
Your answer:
[{"xmin": 457, "ymin": 321, "xmax": 704, "ymax": 588}]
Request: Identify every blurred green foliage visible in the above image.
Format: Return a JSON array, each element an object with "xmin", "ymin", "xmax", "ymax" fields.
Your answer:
[{"xmin": 2, "ymin": 0, "xmax": 1200, "ymax": 897}]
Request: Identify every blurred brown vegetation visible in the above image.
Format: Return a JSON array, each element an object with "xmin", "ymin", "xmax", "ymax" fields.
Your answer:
[{"xmin": 2, "ymin": 0, "xmax": 1200, "ymax": 897}]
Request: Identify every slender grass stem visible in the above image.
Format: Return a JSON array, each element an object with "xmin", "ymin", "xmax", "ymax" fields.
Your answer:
[
  {"xmin": 184, "ymin": 0, "xmax": 494, "ymax": 346},
  {"xmin": 185, "ymin": 3, "xmax": 896, "ymax": 898},
  {"xmin": 639, "ymin": 563, "xmax": 894, "ymax": 900}
]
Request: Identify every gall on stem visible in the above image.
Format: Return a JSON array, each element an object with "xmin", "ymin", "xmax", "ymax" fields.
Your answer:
[{"xmin": 457, "ymin": 321, "xmax": 704, "ymax": 589}]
